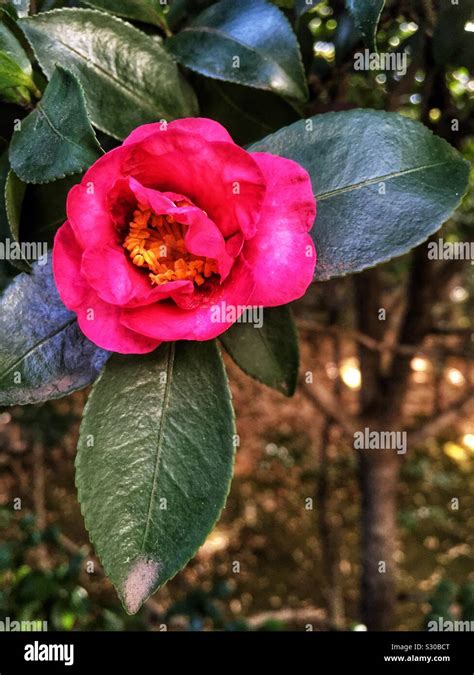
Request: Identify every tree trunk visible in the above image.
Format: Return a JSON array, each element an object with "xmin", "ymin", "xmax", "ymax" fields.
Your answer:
[
  {"xmin": 359, "ymin": 450, "xmax": 400, "ymax": 630},
  {"xmin": 354, "ymin": 269, "xmax": 400, "ymax": 630}
]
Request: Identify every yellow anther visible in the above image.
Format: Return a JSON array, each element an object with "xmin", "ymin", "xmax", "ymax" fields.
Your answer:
[{"xmin": 123, "ymin": 201, "xmax": 218, "ymax": 287}]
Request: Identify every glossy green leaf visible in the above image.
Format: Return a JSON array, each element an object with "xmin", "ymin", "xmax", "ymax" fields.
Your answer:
[
  {"xmin": 0, "ymin": 145, "xmax": 10, "ymax": 242},
  {"xmin": 346, "ymin": 0, "xmax": 385, "ymax": 52},
  {"xmin": 0, "ymin": 142, "xmax": 19, "ymax": 289},
  {"xmin": 197, "ymin": 77, "xmax": 298, "ymax": 147},
  {"xmin": 83, "ymin": 0, "xmax": 170, "ymax": 32},
  {"xmin": 0, "ymin": 259, "xmax": 109, "ymax": 405},
  {"xmin": 0, "ymin": 16, "xmax": 30, "ymax": 72},
  {"xmin": 20, "ymin": 174, "xmax": 79, "ymax": 246},
  {"xmin": 166, "ymin": 0, "xmax": 211, "ymax": 29},
  {"xmin": 249, "ymin": 109, "xmax": 470, "ymax": 281},
  {"xmin": 167, "ymin": 0, "xmax": 308, "ymax": 102},
  {"xmin": 10, "ymin": 66, "xmax": 102, "ymax": 183},
  {"xmin": 220, "ymin": 306, "xmax": 299, "ymax": 396},
  {"xmin": 334, "ymin": 11, "xmax": 361, "ymax": 66},
  {"xmin": 6, "ymin": 171, "xmax": 79, "ymax": 267},
  {"xmin": 76, "ymin": 341, "xmax": 236, "ymax": 614},
  {"xmin": 0, "ymin": 17, "xmax": 38, "ymax": 105},
  {"xmin": 19, "ymin": 8, "xmax": 198, "ymax": 139},
  {"xmin": 0, "ymin": 5, "xmax": 18, "ymax": 21},
  {"xmin": 5, "ymin": 169, "xmax": 29, "ymax": 270}
]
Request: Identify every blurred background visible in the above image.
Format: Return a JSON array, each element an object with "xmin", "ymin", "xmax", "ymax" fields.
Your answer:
[{"xmin": 0, "ymin": 0, "xmax": 473, "ymax": 631}]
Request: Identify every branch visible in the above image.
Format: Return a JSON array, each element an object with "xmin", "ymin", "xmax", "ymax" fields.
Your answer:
[
  {"xmin": 297, "ymin": 320, "xmax": 471, "ymax": 359},
  {"xmin": 408, "ymin": 390, "xmax": 474, "ymax": 447},
  {"xmin": 247, "ymin": 606, "xmax": 327, "ymax": 629},
  {"xmin": 300, "ymin": 380, "xmax": 358, "ymax": 437},
  {"xmin": 297, "ymin": 320, "xmax": 418, "ymax": 355}
]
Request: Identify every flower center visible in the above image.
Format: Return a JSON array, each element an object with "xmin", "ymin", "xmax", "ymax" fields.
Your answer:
[{"xmin": 123, "ymin": 201, "xmax": 218, "ymax": 286}]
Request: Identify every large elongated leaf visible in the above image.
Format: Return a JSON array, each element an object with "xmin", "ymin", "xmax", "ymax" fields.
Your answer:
[
  {"xmin": 167, "ymin": 0, "xmax": 308, "ymax": 102},
  {"xmin": 0, "ymin": 259, "xmax": 109, "ymax": 405},
  {"xmin": 346, "ymin": 0, "xmax": 385, "ymax": 52},
  {"xmin": 83, "ymin": 0, "xmax": 170, "ymax": 32},
  {"xmin": 249, "ymin": 109, "xmax": 470, "ymax": 281},
  {"xmin": 19, "ymin": 9, "xmax": 198, "ymax": 140},
  {"xmin": 0, "ymin": 145, "xmax": 9, "ymax": 242},
  {"xmin": 9, "ymin": 66, "xmax": 102, "ymax": 183},
  {"xmin": 5, "ymin": 169, "xmax": 29, "ymax": 271},
  {"xmin": 76, "ymin": 341, "xmax": 236, "ymax": 614},
  {"xmin": 20, "ymin": 174, "xmax": 79, "ymax": 245},
  {"xmin": 197, "ymin": 77, "xmax": 298, "ymax": 147},
  {"xmin": 5, "ymin": 171, "xmax": 79, "ymax": 270},
  {"xmin": 0, "ymin": 16, "xmax": 39, "ymax": 105},
  {"xmin": 220, "ymin": 306, "xmax": 299, "ymax": 396}
]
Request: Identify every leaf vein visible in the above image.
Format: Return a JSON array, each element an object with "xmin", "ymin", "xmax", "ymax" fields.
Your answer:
[
  {"xmin": 316, "ymin": 160, "xmax": 454, "ymax": 200},
  {"xmin": 140, "ymin": 342, "xmax": 175, "ymax": 552}
]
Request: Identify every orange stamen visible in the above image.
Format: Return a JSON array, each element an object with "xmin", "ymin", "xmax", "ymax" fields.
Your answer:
[{"xmin": 123, "ymin": 201, "xmax": 219, "ymax": 286}]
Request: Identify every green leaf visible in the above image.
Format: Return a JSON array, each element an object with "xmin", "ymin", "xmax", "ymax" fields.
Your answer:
[
  {"xmin": 334, "ymin": 11, "xmax": 361, "ymax": 66},
  {"xmin": 249, "ymin": 109, "xmax": 470, "ymax": 281},
  {"xmin": 19, "ymin": 8, "xmax": 198, "ymax": 140},
  {"xmin": 82, "ymin": 0, "xmax": 170, "ymax": 32},
  {"xmin": 5, "ymin": 169, "xmax": 29, "ymax": 271},
  {"xmin": 197, "ymin": 77, "xmax": 298, "ymax": 147},
  {"xmin": 10, "ymin": 66, "xmax": 102, "ymax": 183},
  {"xmin": 20, "ymin": 174, "xmax": 79, "ymax": 246},
  {"xmin": 0, "ymin": 144, "xmax": 10, "ymax": 241},
  {"xmin": 220, "ymin": 306, "xmax": 299, "ymax": 396},
  {"xmin": 0, "ymin": 259, "xmax": 109, "ymax": 405},
  {"xmin": 6, "ymin": 169, "xmax": 80, "ymax": 266},
  {"xmin": 6, "ymin": 171, "xmax": 79, "ymax": 266},
  {"xmin": 0, "ymin": 17, "xmax": 39, "ymax": 105},
  {"xmin": 345, "ymin": 0, "xmax": 385, "ymax": 53},
  {"xmin": 76, "ymin": 341, "xmax": 236, "ymax": 614},
  {"xmin": 0, "ymin": 15, "xmax": 31, "ymax": 72},
  {"xmin": 0, "ymin": 5, "xmax": 19, "ymax": 21},
  {"xmin": 0, "ymin": 144, "xmax": 18, "ymax": 291},
  {"xmin": 167, "ymin": 0, "xmax": 308, "ymax": 102}
]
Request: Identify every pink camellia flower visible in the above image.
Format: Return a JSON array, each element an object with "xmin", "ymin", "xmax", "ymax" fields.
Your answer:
[{"xmin": 53, "ymin": 118, "xmax": 316, "ymax": 354}]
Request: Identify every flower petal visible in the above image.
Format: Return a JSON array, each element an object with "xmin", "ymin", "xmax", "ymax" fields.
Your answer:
[
  {"xmin": 81, "ymin": 243, "xmax": 195, "ymax": 308},
  {"xmin": 245, "ymin": 152, "xmax": 316, "ymax": 306},
  {"xmin": 128, "ymin": 177, "xmax": 235, "ymax": 280},
  {"xmin": 67, "ymin": 146, "xmax": 131, "ymax": 249},
  {"xmin": 123, "ymin": 117, "xmax": 234, "ymax": 146},
  {"xmin": 125, "ymin": 129, "xmax": 266, "ymax": 239},
  {"xmin": 54, "ymin": 223, "xmax": 159, "ymax": 353},
  {"xmin": 53, "ymin": 221, "xmax": 88, "ymax": 309},
  {"xmin": 121, "ymin": 260, "xmax": 255, "ymax": 341},
  {"xmin": 76, "ymin": 293, "xmax": 161, "ymax": 354}
]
